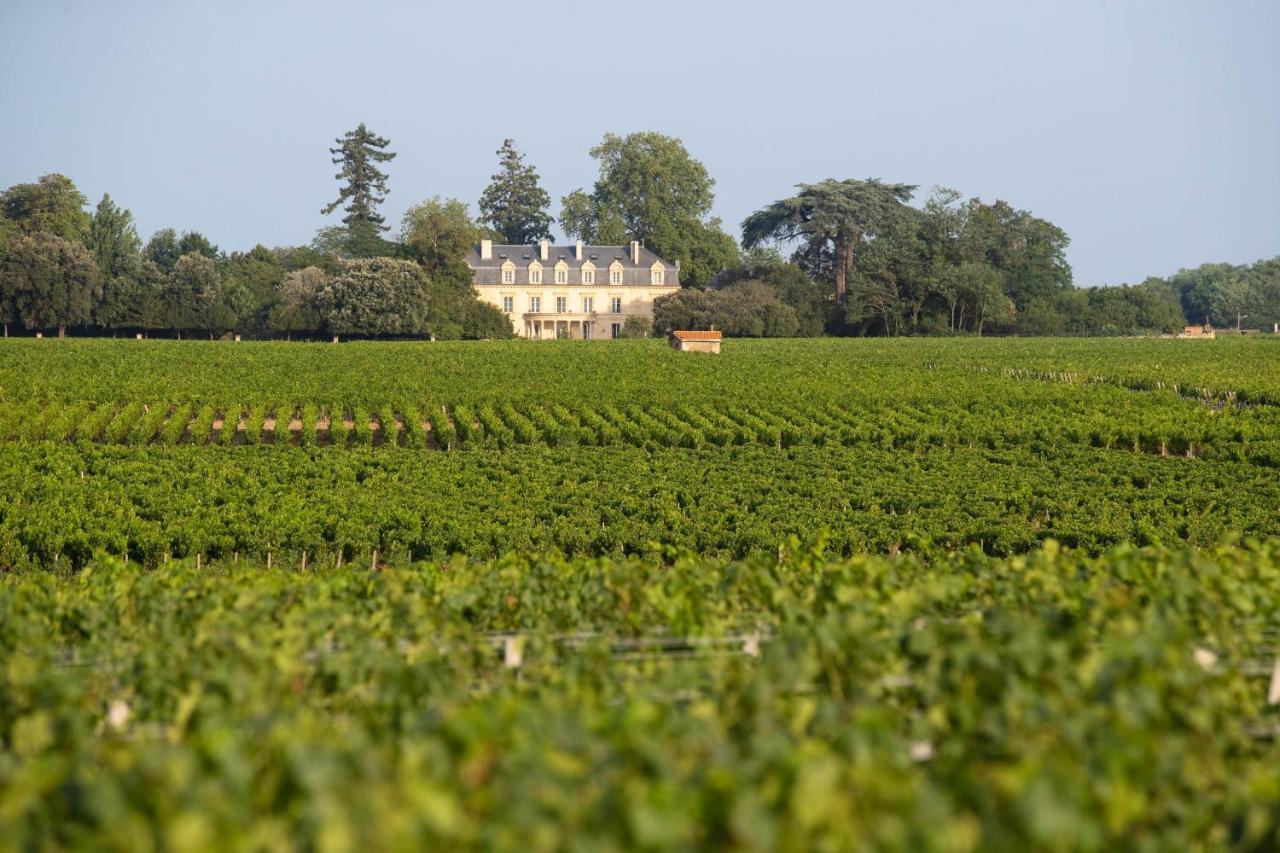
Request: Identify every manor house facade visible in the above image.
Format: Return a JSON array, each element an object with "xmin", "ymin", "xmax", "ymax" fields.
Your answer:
[{"xmin": 467, "ymin": 239, "xmax": 680, "ymax": 339}]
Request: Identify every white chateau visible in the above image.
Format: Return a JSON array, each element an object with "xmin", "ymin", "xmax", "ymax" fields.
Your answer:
[{"xmin": 467, "ymin": 239, "xmax": 680, "ymax": 339}]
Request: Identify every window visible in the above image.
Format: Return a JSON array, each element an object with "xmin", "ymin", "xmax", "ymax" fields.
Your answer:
[
  {"xmin": 529, "ymin": 268, "xmax": 542, "ymax": 284},
  {"xmin": 610, "ymin": 270, "xmax": 622, "ymax": 284},
  {"xmin": 582, "ymin": 297, "xmax": 593, "ymax": 313},
  {"xmin": 502, "ymin": 296, "xmax": 513, "ymax": 313},
  {"xmin": 556, "ymin": 296, "xmax": 567, "ymax": 313},
  {"xmin": 502, "ymin": 268, "xmax": 515, "ymax": 284},
  {"xmin": 610, "ymin": 297, "xmax": 622, "ymax": 314},
  {"xmin": 610, "ymin": 323, "xmax": 621, "ymax": 339},
  {"xmin": 555, "ymin": 268, "xmax": 568, "ymax": 284},
  {"xmin": 529, "ymin": 296, "xmax": 541, "ymax": 313},
  {"xmin": 582, "ymin": 269, "xmax": 595, "ymax": 285},
  {"xmin": 651, "ymin": 270, "xmax": 664, "ymax": 285},
  {"xmin": 582, "ymin": 323, "xmax": 591, "ymax": 339}
]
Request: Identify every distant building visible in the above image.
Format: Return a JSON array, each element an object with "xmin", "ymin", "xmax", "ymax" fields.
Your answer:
[
  {"xmin": 1179, "ymin": 325, "xmax": 1216, "ymax": 339},
  {"xmin": 466, "ymin": 239, "xmax": 680, "ymax": 339},
  {"xmin": 669, "ymin": 330, "xmax": 722, "ymax": 353}
]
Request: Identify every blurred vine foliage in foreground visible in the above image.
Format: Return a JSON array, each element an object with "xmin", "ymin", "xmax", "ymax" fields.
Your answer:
[{"xmin": 4, "ymin": 541, "xmax": 1280, "ymax": 849}]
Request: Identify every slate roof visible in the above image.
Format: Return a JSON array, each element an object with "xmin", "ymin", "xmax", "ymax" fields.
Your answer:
[{"xmin": 467, "ymin": 243, "xmax": 679, "ymax": 287}]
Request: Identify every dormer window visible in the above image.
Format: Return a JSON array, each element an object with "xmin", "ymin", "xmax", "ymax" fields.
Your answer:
[
  {"xmin": 528, "ymin": 261, "xmax": 542, "ymax": 284},
  {"xmin": 608, "ymin": 260, "xmax": 624, "ymax": 285},
  {"xmin": 554, "ymin": 260, "xmax": 569, "ymax": 284},
  {"xmin": 581, "ymin": 261, "xmax": 595, "ymax": 285},
  {"xmin": 651, "ymin": 270, "xmax": 664, "ymax": 285},
  {"xmin": 501, "ymin": 261, "xmax": 516, "ymax": 284}
]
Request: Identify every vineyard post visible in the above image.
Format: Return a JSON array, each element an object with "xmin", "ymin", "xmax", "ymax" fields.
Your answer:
[
  {"xmin": 371, "ymin": 549, "xmax": 378, "ymax": 572},
  {"xmin": 196, "ymin": 553, "xmax": 201, "ymax": 571},
  {"xmin": 266, "ymin": 551, "xmax": 272, "ymax": 570},
  {"xmin": 503, "ymin": 636, "xmax": 523, "ymax": 669},
  {"xmin": 301, "ymin": 550, "xmax": 308, "ymax": 571}
]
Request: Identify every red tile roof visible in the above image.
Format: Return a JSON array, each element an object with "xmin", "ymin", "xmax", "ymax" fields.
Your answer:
[{"xmin": 671, "ymin": 330, "xmax": 722, "ymax": 342}]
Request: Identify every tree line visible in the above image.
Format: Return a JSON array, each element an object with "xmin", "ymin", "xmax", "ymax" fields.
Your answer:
[{"xmin": 1, "ymin": 125, "xmax": 1275, "ymax": 339}]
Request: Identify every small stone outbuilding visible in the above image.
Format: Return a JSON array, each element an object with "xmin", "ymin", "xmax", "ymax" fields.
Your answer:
[{"xmin": 669, "ymin": 330, "xmax": 722, "ymax": 353}]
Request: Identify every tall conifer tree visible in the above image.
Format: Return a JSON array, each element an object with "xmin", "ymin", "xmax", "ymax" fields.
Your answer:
[
  {"xmin": 478, "ymin": 139, "xmax": 553, "ymax": 244},
  {"xmin": 322, "ymin": 124, "xmax": 396, "ymax": 231}
]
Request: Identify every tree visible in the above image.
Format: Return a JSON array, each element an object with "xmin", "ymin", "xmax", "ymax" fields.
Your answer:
[
  {"xmin": 399, "ymin": 198, "xmax": 489, "ymax": 273},
  {"xmin": 143, "ymin": 229, "xmax": 183, "ymax": 274},
  {"xmin": 479, "ymin": 139, "xmax": 554, "ymax": 244},
  {"xmin": 222, "ymin": 246, "xmax": 284, "ymax": 334},
  {"xmin": 88, "ymin": 194, "xmax": 141, "ymax": 281},
  {"xmin": 322, "ymin": 123, "xmax": 396, "ymax": 232},
  {"xmin": 846, "ymin": 209, "xmax": 928, "ymax": 336},
  {"xmin": 742, "ymin": 179, "xmax": 916, "ymax": 304},
  {"xmin": 177, "ymin": 230, "xmax": 219, "ymax": 260},
  {"xmin": 0, "ymin": 232, "xmax": 101, "ymax": 336},
  {"xmin": 944, "ymin": 261, "xmax": 1009, "ymax": 335},
  {"xmin": 620, "ymin": 315, "xmax": 652, "ymax": 338},
  {"xmin": 713, "ymin": 252, "xmax": 829, "ymax": 336},
  {"xmin": 653, "ymin": 288, "xmax": 718, "ymax": 335},
  {"xmin": 958, "ymin": 198, "xmax": 1071, "ymax": 308},
  {"xmin": 165, "ymin": 253, "xmax": 223, "ymax": 337},
  {"xmin": 413, "ymin": 255, "xmax": 513, "ymax": 340},
  {"xmin": 459, "ymin": 298, "xmax": 514, "ymax": 340},
  {"xmin": 653, "ymin": 281, "xmax": 799, "ymax": 337},
  {"xmin": 311, "ymin": 223, "xmax": 394, "ymax": 260},
  {"xmin": 1, "ymin": 174, "xmax": 90, "ymax": 242},
  {"xmin": 314, "ymin": 258, "xmax": 430, "ymax": 338},
  {"xmin": 559, "ymin": 132, "xmax": 739, "ymax": 286},
  {"xmin": 0, "ymin": 219, "xmax": 20, "ymax": 336},
  {"xmin": 1210, "ymin": 276, "xmax": 1253, "ymax": 329},
  {"xmin": 268, "ymin": 266, "xmax": 328, "ymax": 339},
  {"xmin": 140, "ymin": 228, "xmax": 218, "ymax": 272},
  {"xmin": 96, "ymin": 259, "xmax": 165, "ymax": 333},
  {"xmin": 665, "ymin": 222, "xmax": 741, "ymax": 290}
]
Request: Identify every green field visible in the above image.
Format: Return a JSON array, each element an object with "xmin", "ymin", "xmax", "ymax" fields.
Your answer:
[{"xmin": 4, "ymin": 337, "xmax": 1280, "ymax": 849}]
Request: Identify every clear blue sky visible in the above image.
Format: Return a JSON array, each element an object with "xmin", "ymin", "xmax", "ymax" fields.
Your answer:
[{"xmin": 2, "ymin": 0, "xmax": 1277, "ymax": 285}]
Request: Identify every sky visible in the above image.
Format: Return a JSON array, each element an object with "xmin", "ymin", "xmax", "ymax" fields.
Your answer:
[{"xmin": 2, "ymin": 0, "xmax": 1277, "ymax": 286}]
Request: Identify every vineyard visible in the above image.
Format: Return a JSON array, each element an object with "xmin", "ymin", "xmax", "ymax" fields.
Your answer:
[{"xmin": 4, "ymin": 337, "xmax": 1280, "ymax": 848}]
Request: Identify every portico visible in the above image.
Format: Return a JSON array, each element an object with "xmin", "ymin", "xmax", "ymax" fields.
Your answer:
[{"xmin": 523, "ymin": 312, "xmax": 602, "ymax": 339}]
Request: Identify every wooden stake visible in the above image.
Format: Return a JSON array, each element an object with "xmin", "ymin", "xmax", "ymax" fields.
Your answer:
[
  {"xmin": 371, "ymin": 549, "xmax": 378, "ymax": 572},
  {"xmin": 503, "ymin": 636, "xmax": 523, "ymax": 668},
  {"xmin": 1268, "ymin": 658, "xmax": 1280, "ymax": 706},
  {"xmin": 301, "ymin": 550, "xmax": 308, "ymax": 571},
  {"xmin": 266, "ymin": 551, "xmax": 272, "ymax": 570}
]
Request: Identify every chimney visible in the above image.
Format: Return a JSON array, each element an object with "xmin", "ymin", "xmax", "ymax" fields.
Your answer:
[
  {"xmin": 630, "ymin": 240, "xmax": 640, "ymax": 264},
  {"xmin": 480, "ymin": 239, "xmax": 492, "ymax": 260},
  {"xmin": 575, "ymin": 240, "xmax": 583, "ymax": 260},
  {"xmin": 539, "ymin": 239, "xmax": 549, "ymax": 261}
]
